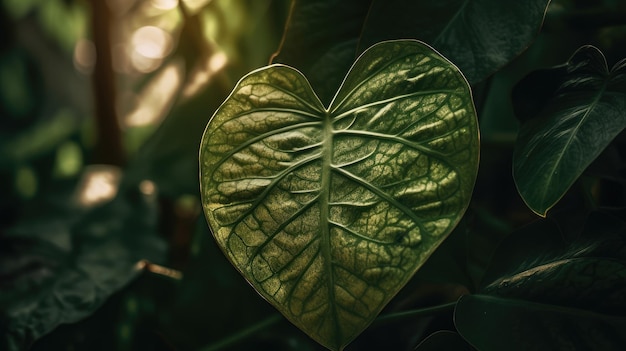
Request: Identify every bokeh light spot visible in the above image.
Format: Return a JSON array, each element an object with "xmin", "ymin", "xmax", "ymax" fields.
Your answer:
[
  {"xmin": 15, "ymin": 166, "xmax": 38, "ymax": 199},
  {"xmin": 54, "ymin": 141, "xmax": 83, "ymax": 178},
  {"xmin": 76, "ymin": 166, "xmax": 121, "ymax": 207},
  {"xmin": 73, "ymin": 38, "xmax": 96, "ymax": 74},
  {"xmin": 132, "ymin": 26, "xmax": 173, "ymax": 59},
  {"xmin": 151, "ymin": 0, "xmax": 178, "ymax": 10}
]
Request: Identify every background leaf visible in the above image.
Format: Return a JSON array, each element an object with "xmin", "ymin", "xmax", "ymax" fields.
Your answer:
[
  {"xmin": 357, "ymin": 0, "xmax": 551, "ymax": 84},
  {"xmin": 455, "ymin": 294, "xmax": 626, "ymax": 351},
  {"xmin": 201, "ymin": 40, "xmax": 479, "ymax": 350},
  {"xmin": 484, "ymin": 211, "xmax": 626, "ymax": 313},
  {"xmin": 513, "ymin": 45, "xmax": 626, "ymax": 216},
  {"xmin": 454, "ymin": 211, "xmax": 626, "ymax": 350},
  {"xmin": 272, "ymin": 0, "xmax": 550, "ymax": 104},
  {"xmin": 0, "ymin": 184, "xmax": 166, "ymax": 351},
  {"xmin": 270, "ymin": 0, "xmax": 371, "ymax": 105}
]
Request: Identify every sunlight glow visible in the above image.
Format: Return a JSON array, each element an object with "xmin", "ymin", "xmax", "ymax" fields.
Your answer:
[
  {"xmin": 106, "ymin": 0, "xmax": 136, "ymax": 16},
  {"xmin": 76, "ymin": 166, "xmax": 121, "ymax": 207},
  {"xmin": 139, "ymin": 180, "xmax": 157, "ymax": 196},
  {"xmin": 183, "ymin": 52, "xmax": 228, "ymax": 97},
  {"xmin": 132, "ymin": 26, "xmax": 173, "ymax": 59},
  {"xmin": 180, "ymin": 0, "xmax": 212, "ymax": 14},
  {"xmin": 130, "ymin": 50, "xmax": 162, "ymax": 73},
  {"xmin": 73, "ymin": 38, "xmax": 96, "ymax": 74},
  {"xmin": 209, "ymin": 51, "xmax": 227, "ymax": 72},
  {"xmin": 125, "ymin": 62, "xmax": 183, "ymax": 127},
  {"xmin": 151, "ymin": 0, "xmax": 178, "ymax": 10}
]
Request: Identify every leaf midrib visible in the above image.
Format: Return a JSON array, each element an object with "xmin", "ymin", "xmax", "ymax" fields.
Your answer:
[
  {"xmin": 485, "ymin": 256, "xmax": 624, "ymax": 290},
  {"xmin": 320, "ymin": 109, "xmax": 341, "ymax": 347},
  {"xmin": 535, "ymin": 80, "xmax": 608, "ymax": 215}
]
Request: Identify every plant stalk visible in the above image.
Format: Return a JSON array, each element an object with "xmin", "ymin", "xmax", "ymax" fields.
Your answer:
[
  {"xmin": 90, "ymin": 0, "xmax": 125, "ymax": 166},
  {"xmin": 198, "ymin": 301, "xmax": 458, "ymax": 351},
  {"xmin": 199, "ymin": 314, "xmax": 283, "ymax": 351}
]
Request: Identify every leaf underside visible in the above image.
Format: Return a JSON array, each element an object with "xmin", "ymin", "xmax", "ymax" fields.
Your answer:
[{"xmin": 200, "ymin": 40, "xmax": 479, "ymax": 350}]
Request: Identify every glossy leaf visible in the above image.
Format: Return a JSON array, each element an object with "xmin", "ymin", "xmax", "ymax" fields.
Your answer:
[
  {"xmin": 0, "ymin": 187, "xmax": 166, "ymax": 351},
  {"xmin": 200, "ymin": 40, "xmax": 479, "ymax": 350},
  {"xmin": 482, "ymin": 212, "xmax": 626, "ymax": 314},
  {"xmin": 358, "ymin": 0, "xmax": 551, "ymax": 84},
  {"xmin": 513, "ymin": 46, "xmax": 626, "ymax": 216},
  {"xmin": 455, "ymin": 295, "xmax": 626, "ymax": 351},
  {"xmin": 455, "ymin": 212, "xmax": 626, "ymax": 350},
  {"xmin": 272, "ymin": 0, "xmax": 550, "ymax": 103}
]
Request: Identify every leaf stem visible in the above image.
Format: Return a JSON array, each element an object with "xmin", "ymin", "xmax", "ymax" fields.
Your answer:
[
  {"xmin": 136, "ymin": 260, "xmax": 183, "ymax": 280},
  {"xmin": 198, "ymin": 314, "xmax": 283, "ymax": 351},
  {"xmin": 372, "ymin": 301, "xmax": 458, "ymax": 327},
  {"xmin": 197, "ymin": 302, "xmax": 458, "ymax": 351}
]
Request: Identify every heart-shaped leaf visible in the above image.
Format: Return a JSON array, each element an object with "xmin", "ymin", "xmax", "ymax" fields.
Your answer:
[
  {"xmin": 512, "ymin": 46, "xmax": 626, "ymax": 216},
  {"xmin": 200, "ymin": 40, "xmax": 479, "ymax": 350}
]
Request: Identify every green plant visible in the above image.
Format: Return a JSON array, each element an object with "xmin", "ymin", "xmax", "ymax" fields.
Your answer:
[
  {"xmin": 2, "ymin": 0, "xmax": 626, "ymax": 350},
  {"xmin": 199, "ymin": 1, "xmax": 626, "ymax": 350},
  {"xmin": 200, "ymin": 39, "xmax": 479, "ymax": 350}
]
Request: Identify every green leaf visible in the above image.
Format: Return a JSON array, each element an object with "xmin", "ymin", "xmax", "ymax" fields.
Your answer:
[
  {"xmin": 0, "ymin": 185, "xmax": 166, "ymax": 351},
  {"xmin": 513, "ymin": 46, "xmax": 626, "ymax": 216},
  {"xmin": 455, "ymin": 295, "xmax": 626, "ymax": 351},
  {"xmin": 456, "ymin": 212, "xmax": 626, "ymax": 350},
  {"xmin": 481, "ymin": 212, "xmax": 626, "ymax": 314},
  {"xmin": 271, "ymin": 0, "xmax": 371, "ymax": 105},
  {"xmin": 200, "ymin": 40, "xmax": 479, "ymax": 350},
  {"xmin": 271, "ymin": 0, "xmax": 550, "ymax": 104},
  {"xmin": 357, "ymin": 0, "xmax": 551, "ymax": 84}
]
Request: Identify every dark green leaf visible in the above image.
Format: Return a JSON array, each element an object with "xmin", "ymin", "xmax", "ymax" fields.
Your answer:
[
  {"xmin": 513, "ymin": 46, "xmax": 626, "ymax": 216},
  {"xmin": 272, "ymin": 0, "xmax": 550, "ymax": 103},
  {"xmin": 455, "ymin": 295, "xmax": 626, "ymax": 351},
  {"xmin": 459, "ymin": 212, "xmax": 626, "ymax": 350},
  {"xmin": 358, "ymin": 0, "xmax": 551, "ymax": 84},
  {"xmin": 0, "ymin": 109, "xmax": 79, "ymax": 170},
  {"xmin": 271, "ymin": 0, "xmax": 371, "ymax": 104},
  {"xmin": 200, "ymin": 40, "xmax": 479, "ymax": 350},
  {"xmin": 479, "ymin": 218, "xmax": 563, "ymax": 285},
  {"xmin": 481, "ymin": 212, "xmax": 626, "ymax": 315},
  {"xmin": 0, "ymin": 185, "xmax": 166, "ymax": 351}
]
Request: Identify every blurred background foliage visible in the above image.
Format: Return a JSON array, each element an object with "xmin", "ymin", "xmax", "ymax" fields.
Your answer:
[{"xmin": 0, "ymin": 0, "xmax": 625, "ymax": 350}]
